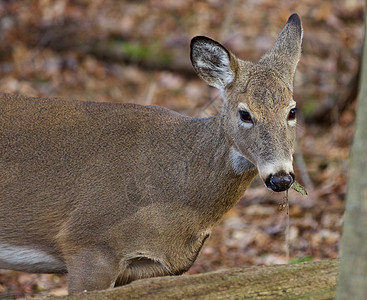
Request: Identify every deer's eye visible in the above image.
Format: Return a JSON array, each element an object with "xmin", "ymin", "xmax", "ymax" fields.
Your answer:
[
  {"xmin": 288, "ymin": 108, "xmax": 297, "ymax": 120},
  {"xmin": 239, "ymin": 110, "xmax": 252, "ymax": 123}
]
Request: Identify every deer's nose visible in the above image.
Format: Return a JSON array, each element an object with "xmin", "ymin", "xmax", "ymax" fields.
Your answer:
[{"xmin": 265, "ymin": 172, "xmax": 295, "ymax": 192}]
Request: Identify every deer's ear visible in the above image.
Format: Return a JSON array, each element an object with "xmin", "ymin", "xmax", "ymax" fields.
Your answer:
[
  {"xmin": 190, "ymin": 36, "xmax": 237, "ymax": 91},
  {"xmin": 258, "ymin": 13, "xmax": 303, "ymax": 91}
]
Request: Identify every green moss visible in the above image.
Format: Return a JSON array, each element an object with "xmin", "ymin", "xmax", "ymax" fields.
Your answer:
[
  {"xmin": 290, "ymin": 256, "xmax": 313, "ymax": 264},
  {"xmin": 108, "ymin": 40, "xmax": 172, "ymax": 63}
]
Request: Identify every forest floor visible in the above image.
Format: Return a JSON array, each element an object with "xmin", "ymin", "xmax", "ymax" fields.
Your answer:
[{"xmin": 0, "ymin": 0, "xmax": 365, "ymax": 298}]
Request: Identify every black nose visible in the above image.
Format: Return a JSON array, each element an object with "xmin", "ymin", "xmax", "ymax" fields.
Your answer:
[{"xmin": 265, "ymin": 172, "xmax": 295, "ymax": 192}]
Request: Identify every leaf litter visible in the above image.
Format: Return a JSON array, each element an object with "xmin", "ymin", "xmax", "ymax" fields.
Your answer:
[{"xmin": 0, "ymin": 0, "xmax": 362, "ymax": 297}]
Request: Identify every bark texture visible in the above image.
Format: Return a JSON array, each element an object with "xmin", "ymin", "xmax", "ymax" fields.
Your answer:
[
  {"xmin": 43, "ymin": 259, "xmax": 337, "ymax": 300},
  {"xmin": 336, "ymin": 1, "xmax": 367, "ymax": 298}
]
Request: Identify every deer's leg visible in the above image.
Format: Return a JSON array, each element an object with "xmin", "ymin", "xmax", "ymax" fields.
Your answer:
[
  {"xmin": 115, "ymin": 255, "xmax": 172, "ymax": 286},
  {"xmin": 65, "ymin": 248, "xmax": 119, "ymax": 295}
]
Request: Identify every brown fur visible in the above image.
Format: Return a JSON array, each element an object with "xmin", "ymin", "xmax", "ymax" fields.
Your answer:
[{"xmin": 0, "ymin": 14, "xmax": 302, "ymax": 294}]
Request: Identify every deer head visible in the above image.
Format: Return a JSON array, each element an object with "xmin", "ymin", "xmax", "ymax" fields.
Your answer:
[{"xmin": 190, "ymin": 14, "xmax": 302, "ymax": 192}]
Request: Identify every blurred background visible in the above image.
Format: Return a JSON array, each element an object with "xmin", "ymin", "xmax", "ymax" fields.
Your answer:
[{"xmin": 0, "ymin": 0, "xmax": 364, "ymax": 298}]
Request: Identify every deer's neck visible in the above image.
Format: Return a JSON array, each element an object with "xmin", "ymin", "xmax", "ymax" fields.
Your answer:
[{"xmin": 183, "ymin": 115, "xmax": 258, "ymax": 226}]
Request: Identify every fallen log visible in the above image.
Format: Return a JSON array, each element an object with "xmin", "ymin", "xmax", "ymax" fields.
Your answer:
[{"xmin": 42, "ymin": 259, "xmax": 338, "ymax": 300}]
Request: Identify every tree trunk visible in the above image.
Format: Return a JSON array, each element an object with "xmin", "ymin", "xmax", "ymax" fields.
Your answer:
[
  {"xmin": 336, "ymin": 1, "xmax": 367, "ymax": 299},
  {"xmin": 43, "ymin": 259, "xmax": 337, "ymax": 300}
]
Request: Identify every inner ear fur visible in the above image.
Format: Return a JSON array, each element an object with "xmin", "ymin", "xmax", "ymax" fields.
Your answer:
[{"xmin": 190, "ymin": 36, "xmax": 238, "ymax": 91}]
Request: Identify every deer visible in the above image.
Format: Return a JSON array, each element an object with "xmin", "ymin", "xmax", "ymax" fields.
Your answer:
[{"xmin": 0, "ymin": 14, "xmax": 302, "ymax": 294}]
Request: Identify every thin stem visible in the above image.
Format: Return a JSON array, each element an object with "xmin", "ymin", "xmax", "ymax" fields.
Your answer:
[{"xmin": 285, "ymin": 189, "xmax": 290, "ymax": 263}]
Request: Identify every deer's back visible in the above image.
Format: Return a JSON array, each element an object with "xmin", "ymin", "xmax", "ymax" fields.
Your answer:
[{"xmin": 0, "ymin": 93, "xmax": 202, "ymax": 247}]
